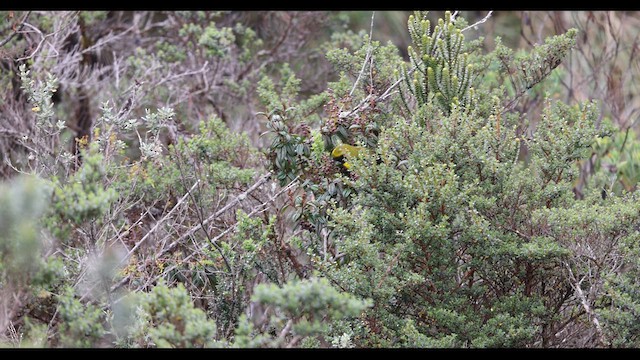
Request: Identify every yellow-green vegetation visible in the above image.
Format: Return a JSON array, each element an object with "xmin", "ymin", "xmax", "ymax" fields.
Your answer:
[{"xmin": 331, "ymin": 143, "xmax": 366, "ymax": 169}]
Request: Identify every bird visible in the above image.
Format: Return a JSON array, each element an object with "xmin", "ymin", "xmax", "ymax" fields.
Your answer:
[{"xmin": 331, "ymin": 143, "xmax": 366, "ymax": 170}]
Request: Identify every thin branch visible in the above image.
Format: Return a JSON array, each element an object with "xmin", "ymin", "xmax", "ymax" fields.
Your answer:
[
  {"xmin": 564, "ymin": 262, "xmax": 609, "ymax": 347},
  {"xmin": 80, "ymin": 27, "xmax": 134, "ymax": 55},
  {"xmin": 115, "ymin": 174, "xmax": 297, "ymax": 303},
  {"xmin": 115, "ymin": 179, "xmax": 200, "ymax": 271},
  {"xmin": 349, "ymin": 11, "xmax": 375, "ymax": 97},
  {"xmin": 173, "ymin": 147, "xmax": 232, "ymax": 273},
  {"xmin": 277, "ymin": 319, "xmax": 294, "ymax": 347},
  {"xmin": 619, "ymin": 126, "xmax": 631, "ymax": 153},
  {"xmin": 462, "ymin": 11, "xmax": 494, "ymax": 32},
  {"xmin": 0, "ymin": 11, "xmax": 31, "ymax": 48},
  {"xmin": 163, "ymin": 171, "xmax": 273, "ymax": 249},
  {"xmin": 15, "ymin": 22, "xmax": 56, "ymax": 62},
  {"xmin": 110, "ymin": 171, "xmax": 276, "ymax": 294},
  {"xmin": 153, "ymin": 173, "xmax": 296, "ymax": 279},
  {"xmin": 155, "ymin": 61, "xmax": 209, "ymax": 88},
  {"xmin": 340, "ymin": 11, "xmax": 493, "ymax": 122}
]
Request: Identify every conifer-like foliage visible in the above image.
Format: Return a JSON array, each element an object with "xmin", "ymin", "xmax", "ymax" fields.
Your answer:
[
  {"xmin": 401, "ymin": 11, "xmax": 474, "ymax": 115},
  {"xmin": 261, "ymin": 10, "xmax": 640, "ymax": 347}
]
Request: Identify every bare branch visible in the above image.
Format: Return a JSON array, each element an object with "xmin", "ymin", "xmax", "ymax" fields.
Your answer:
[
  {"xmin": 349, "ymin": 11, "xmax": 375, "ymax": 97},
  {"xmin": 564, "ymin": 262, "xmax": 609, "ymax": 347},
  {"xmin": 164, "ymin": 171, "xmax": 273, "ymax": 249},
  {"xmin": 80, "ymin": 27, "xmax": 134, "ymax": 55},
  {"xmin": 15, "ymin": 22, "xmax": 57, "ymax": 62},
  {"xmin": 277, "ymin": 319, "xmax": 294, "ymax": 347},
  {"xmin": 0, "ymin": 11, "xmax": 31, "ymax": 48},
  {"xmin": 154, "ymin": 173, "xmax": 296, "ymax": 278},
  {"xmin": 110, "ymin": 171, "xmax": 277, "ymax": 294},
  {"xmin": 462, "ymin": 11, "xmax": 494, "ymax": 32},
  {"xmin": 115, "ymin": 179, "xmax": 201, "ymax": 271},
  {"xmin": 155, "ymin": 61, "xmax": 209, "ymax": 88}
]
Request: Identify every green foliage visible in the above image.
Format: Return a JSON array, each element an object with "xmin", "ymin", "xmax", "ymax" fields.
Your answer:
[
  {"xmin": 547, "ymin": 192, "xmax": 640, "ymax": 347},
  {"xmin": 258, "ymin": 64, "xmax": 321, "ymax": 185},
  {"xmin": 329, "ymin": 101, "xmax": 583, "ymax": 345},
  {"xmin": 400, "ymin": 319, "xmax": 458, "ymax": 347},
  {"xmin": 0, "ymin": 175, "xmax": 70, "ymax": 349},
  {"xmin": 198, "ymin": 23, "xmax": 235, "ymax": 58},
  {"xmin": 50, "ymin": 146, "xmax": 116, "ymax": 228},
  {"xmin": 591, "ymin": 127, "xmax": 640, "ymax": 193},
  {"xmin": 493, "ymin": 27, "xmax": 577, "ymax": 110},
  {"xmin": 320, "ymin": 20, "xmax": 606, "ymax": 346},
  {"xmin": 194, "ymin": 209, "xmax": 279, "ymax": 338},
  {"xmin": 228, "ymin": 315, "xmax": 270, "ymax": 348},
  {"xmin": 15, "ymin": 319, "xmax": 50, "ymax": 348},
  {"xmin": 263, "ymin": 107, "xmax": 311, "ymax": 185},
  {"xmin": 19, "ymin": 64, "xmax": 60, "ymax": 128},
  {"xmin": 401, "ymin": 11, "xmax": 475, "ymax": 115},
  {"xmin": 137, "ymin": 282, "xmax": 219, "ymax": 348},
  {"xmin": 256, "ymin": 10, "xmax": 640, "ymax": 349},
  {"xmin": 179, "ymin": 116, "xmax": 256, "ymax": 185},
  {"xmin": 13, "ymin": 63, "xmax": 67, "ymax": 177},
  {"xmin": 251, "ymin": 277, "xmax": 371, "ymax": 341},
  {"xmin": 57, "ymin": 287, "xmax": 106, "ymax": 347},
  {"xmin": 600, "ymin": 232, "xmax": 640, "ymax": 347},
  {"xmin": 5, "ymin": 9, "xmax": 640, "ymax": 349},
  {"xmin": 0, "ymin": 175, "xmax": 50, "ymax": 285},
  {"xmin": 110, "ymin": 115, "xmax": 256, "ymax": 217}
]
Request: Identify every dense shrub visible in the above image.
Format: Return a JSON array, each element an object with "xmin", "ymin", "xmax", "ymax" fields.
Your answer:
[{"xmin": 2, "ymin": 10, "xmax": 640, "ymax": 348}]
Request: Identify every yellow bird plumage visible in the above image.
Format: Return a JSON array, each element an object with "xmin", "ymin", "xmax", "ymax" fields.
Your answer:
[{"xmin": 331, "ymin": 144, "xmax": 366, "ymax": 170}]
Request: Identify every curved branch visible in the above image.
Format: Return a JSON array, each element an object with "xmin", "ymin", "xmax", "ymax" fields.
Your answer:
[{"xmin": 0, "ymin": 11, "xmax": 31, "ymax": 48}]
